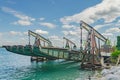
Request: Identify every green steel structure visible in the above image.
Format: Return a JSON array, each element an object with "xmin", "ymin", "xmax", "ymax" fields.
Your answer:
[
  {"xmin": 3, "ymin": 30, "xmax": 81, "ymax": 61},
  {"xmin": 3, "ymin": 45, "xmax": 80, "ymax": 60},
  {"xmin": 3, "ymin": 21, "xmax": 108, "ymax": 69}
]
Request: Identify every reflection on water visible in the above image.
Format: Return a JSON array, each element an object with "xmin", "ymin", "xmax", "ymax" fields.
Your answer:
[{"xmin": 0, "ymin": 48, "xmax": 94, "ymax": 80}]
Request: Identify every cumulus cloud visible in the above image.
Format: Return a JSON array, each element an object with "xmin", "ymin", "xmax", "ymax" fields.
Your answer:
[
  {"xmin": 94, "ymin": 22, "xmax": 115, "ymax": 30},
  {"xmin": 35, "ymin": 29, "xmax": 48, "ymax": 35},
  {"xmin": 40, "ymin": 22, "xmax": 56, "ymax": 28},
  {"xmin": 1, "ymin": 7, "xmax": 35, "ymax": 26},
  {"xmin": 49, "ymin": 35, "xmax": 59, "ymax": 40},
  {"xmin": 1, "ymin": 38, "xmax": 27, "ymax": 46},
  {"xmin": 94, "ymin": 25, "xmax": 106, "ymax": 30},
  {"xmin": 8, "ymin": 31, "xmax": 29, "ymax": 36},
  {"xmin": 93, "ymin": 20, "xmax": 120, "ymax": 33},
  {"xmin": 39, "ymin": 17, "xmax": 45, "ymax": 21},
  {"xmin": 5, "ymin": 29, "xmax": 48, "ymax": 37},
  {"xmin": 0, "ymin": 33, "xmax": 2, "ymax": 37},
  {"xmin": 60, "ymin": 0, "xmax": 120, "ymax": 24},
  {"xmin": 0, "ymin": 31, "xmax": 29, "ymax": 46},
  {"xmin": 62, "ymin": 30, "xmax": 78, "ymax": 36},
  {"xmin": 9, "ymin": 31, "xmax": 22, "ymax": 36},
  {"xmin": 101, "ymin": 27, "xmax": 120, "ymax": 44},
  {"xmin": 23, "ymin": 32, "xmax": 28, "ymax": 35},
  {"xmin": 62, "ymin": 24, "xmax": 76, "ymax": 29},
  {"xmin": 13, "ymin": 20, "xmax": 32, "ymax": 26},
  {"xmin": 106, "ymin": 27, "xmax": 120, "ymax": 33},
  {"xmin": 102, "ymin": 33, "xmax": 113, "ymax": 37},
  {"xmin": 49, "ymin": 35, "xmax": 63, "ymax": 47},
  {"xmin": 62, "ymin": 26, "xmax": 87, "ymax": 37}
]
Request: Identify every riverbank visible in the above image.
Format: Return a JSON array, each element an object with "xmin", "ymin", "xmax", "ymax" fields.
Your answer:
[{"xmin": 86, "ymin": 65, "xmax": 120, "ymax": 80}]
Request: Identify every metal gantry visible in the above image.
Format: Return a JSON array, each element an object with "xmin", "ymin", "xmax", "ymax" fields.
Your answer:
[
  {"xmin": 80, "ymin": 21, "xmax": 107, "ymax": 69},
  {"xmin": 63, "ymin": 37, "xmax": 76, "ymax": 49},
  {"xmin": 28, "ymin": 30, "xmax": 52, "ymax": 47},
  {"xmin": 2, "ymin": 21, "xmax": 109, "ymax": 67}
]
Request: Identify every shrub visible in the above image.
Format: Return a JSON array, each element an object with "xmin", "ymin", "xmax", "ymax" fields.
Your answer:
[{"xmin": 111, "ymin": 49, "xmax": 120, "ymax": 58}]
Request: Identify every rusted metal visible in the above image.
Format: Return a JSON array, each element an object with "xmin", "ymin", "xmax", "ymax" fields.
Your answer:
[
  {"xmin": 80, "ymin": 21, "xmax": 107, "ymax": 69},
  {"xmin": 28, "ymin": 30, "xmax": 52, "ymax": 47},
  {"xmin": 63, "ymin": 37, "xmax": 76, "ymax": 49}
]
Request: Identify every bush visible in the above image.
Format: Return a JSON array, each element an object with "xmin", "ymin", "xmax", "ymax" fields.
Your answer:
[
  {"xmin": 111, "ymin": 49, "xmax": 120, "ymax": 64},
  {"xmin": 111, "ymin": 49, "xmax": 120, "ymax": 58}
]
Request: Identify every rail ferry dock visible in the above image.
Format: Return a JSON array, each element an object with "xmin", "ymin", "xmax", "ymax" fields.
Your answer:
[{"xmin": 3, "ymin": 21, "xmax": 113, "ymax": 70}]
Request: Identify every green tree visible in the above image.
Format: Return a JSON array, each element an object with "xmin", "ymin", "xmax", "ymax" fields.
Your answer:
[
  {"xmin": 116, "ymin": 36, "xmax": 120, "ymax": 50},
  {"xmin": 111, "ymin": 48, "xmax": 120, "ymax": 63},
  {"xmin": 111, "ymin": 49, "xmax": 120, "ymax": 58}
]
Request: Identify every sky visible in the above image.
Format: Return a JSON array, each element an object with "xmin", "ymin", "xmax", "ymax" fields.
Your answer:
[{"xmin": 0, "ymin": 0, "xmax": 120, "ymax": 47}]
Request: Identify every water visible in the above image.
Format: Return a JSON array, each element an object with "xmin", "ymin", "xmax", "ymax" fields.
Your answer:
[{"xmin": 0, "ymin": 48, "xmax": 94, "ymax": 80}]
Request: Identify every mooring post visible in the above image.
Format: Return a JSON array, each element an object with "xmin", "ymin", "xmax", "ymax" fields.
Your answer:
[{"xmin": 88, "ymin": 75, "xmax": 91, "ymax": 80}]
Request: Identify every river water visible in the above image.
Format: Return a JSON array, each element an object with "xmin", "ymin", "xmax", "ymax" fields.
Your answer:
[{"xmin": 0, "ymin": 48, "xmax": 94, "ymax": 80}]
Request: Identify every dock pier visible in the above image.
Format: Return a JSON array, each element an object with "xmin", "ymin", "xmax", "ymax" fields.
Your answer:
[{"xmin": 2, "ymin": 21, "xmax": 113, "ymax": 70}]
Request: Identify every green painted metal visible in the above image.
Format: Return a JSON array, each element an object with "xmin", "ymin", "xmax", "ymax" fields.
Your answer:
[{"xmin": 3, "ymin": 45, "xmax": 81, "ymax": 61}]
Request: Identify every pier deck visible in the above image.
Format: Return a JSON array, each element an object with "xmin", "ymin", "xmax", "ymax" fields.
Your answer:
[{"xmin": 3, "ymin": 45, "xmax": 81, "ymax": 61}]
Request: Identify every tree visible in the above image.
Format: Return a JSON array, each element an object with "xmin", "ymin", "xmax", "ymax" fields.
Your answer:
[
  {"xmin": 111, "ymin": 49, "xmax": 120, "ymax": 58},
  {"xmin": 116, "ymin": 36, "xmax": 120, "ymax": 50}
]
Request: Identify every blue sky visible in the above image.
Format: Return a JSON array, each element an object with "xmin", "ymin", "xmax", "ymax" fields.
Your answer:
[{"xmin": 0, "ymin": 0, "xmax": 120, "ymax": 47}]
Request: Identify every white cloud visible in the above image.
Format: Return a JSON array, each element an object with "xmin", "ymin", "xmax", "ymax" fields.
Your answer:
[
  {"xmin": 60, "ymin": 0, "xmax": 120, "ymax": 24},
  {"xmin": 102, "ymin": 33, "xmax": 113, "ymax": 37},
  {"xmin": 35, "ymin": 29, "xmax": 48, "ymax": 35},
  {"xmin": 40, "ymin": 22, "xmax": 56, "ymax": 28},
  {"xmin": 20, "ymin": 37, "xmax": 27, "ymax": 42},
  {"xmin": 62, "ymin": 27, "xmax": 92, "ymax": 48},
  {"xmin": 39, "ymin": 17, "xmax": 45, "ymax": 21},
  {"xmin": 102, "ymin": 32, "xmax": 115, "ymax": 46},
  {"xmin": 9, "ymin": 31, "xmax": 28, "ymax": 36},
  {"xmin": 1, "ymin": 41, "xmax": 15, "ymax": 46},
  {"xmin": 0, "ymin": 31, "xmax": 28, "ymax": 46},
  {"xmin": 13, "ymin": 20, "xmax": 32, "ymax": 26},
  {"xmin": 49, "ymin": 35, "xmax": 60, "ymax": 40},
  {"xmin": 1, "ymin": 7, "xmax": 35, "ymax": 26},
  {"xmin": 94, "ymin": 25, "xmax": 105, "ymax": 30},
  {"xmin": 49, "ymin": 35, "xmax": 80, "ymax": 48},
  {"xmin": 93, "ymin": 21, "xmax": 120, "ymax": 33},
  {"xmin": 94, "ymin": 22, "xmax": 115, "ymax": 30},
  {"xmin": 0, "ymin": 30, "xmax": 48, "ymax": 46},
  {"xmin": 49, "ymin": 35, "xmax": 63, "ymax": 47},
  {"xmin": 106, "ymin": 27, "xmax": 120, "ymax": 33},
  {"xmin": 101, "ymin": 27, "xmax": 120, "ymax": 44},
  {"xmin": 23, "ymin": 32, "xmax": 28, "ymax": 35},
  {"xmin": 9, "ymin": 31, "xmax": 22, "ymax": 36},
  {"xmin": 62, "ymin": 26, "xmax": 87, "ymax": 39},
  {"xmin": 62, "ymin": 24, "xmax": 76, "ymax": 29},
  {"xmin": 1, "ymin": 38, "xmax": 27, "ymax": 46},
  {"xmin": 62, "ymin": 30, "xmax": 78, "ymax": 36},
  {"xmin": 0, "ymin": 33, "xmax": 2, "ymax": 37}
]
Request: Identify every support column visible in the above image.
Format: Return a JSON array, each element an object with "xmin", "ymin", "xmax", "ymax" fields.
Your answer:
[
  {"xmin": 28, "ymin": 33, "xmax": 31, "ymax": 45},
  {"xmin": 80, "ymin": 23, "xmax": 83, "ymax": 51},
  {"xmin": 98, "ymin": 39, "xmax": 101, "ymax": 57}
]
